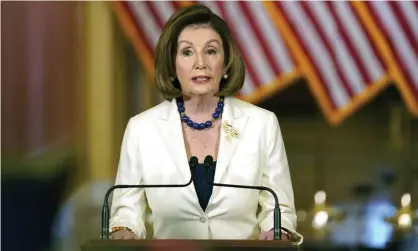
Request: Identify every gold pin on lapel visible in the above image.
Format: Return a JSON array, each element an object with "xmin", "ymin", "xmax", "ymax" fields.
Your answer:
[{"xmin": 222, "ymin": 121, "xmax": 241, "ymax": 142}]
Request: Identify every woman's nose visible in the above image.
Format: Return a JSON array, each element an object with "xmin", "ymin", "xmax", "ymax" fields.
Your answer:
[{"xmin": 194, "ymin": 53, "xmax": 207, "ymax": 69}]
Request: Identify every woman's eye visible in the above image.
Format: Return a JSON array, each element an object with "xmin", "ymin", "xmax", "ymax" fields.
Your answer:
[
  {"xmin": 207, "ymin": 49, "xmax": 217, "ymax": 55},
  {"xmin": 182, "ymin": 50, "xmax": 192, "ymax": 56}
]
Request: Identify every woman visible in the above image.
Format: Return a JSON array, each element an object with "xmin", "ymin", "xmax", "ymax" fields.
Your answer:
[{"xmin": 109, "ymin": 4, "xmax": 302, "ymax": 244}]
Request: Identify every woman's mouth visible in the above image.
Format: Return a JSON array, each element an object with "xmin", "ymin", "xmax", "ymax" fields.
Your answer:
[{"xmin": 191, "ymin": 76, "xmax": 211, "ymax": 84}]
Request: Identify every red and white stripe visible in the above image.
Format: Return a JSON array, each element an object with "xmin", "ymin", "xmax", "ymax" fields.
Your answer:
[
  {"xmin": 127, "ymin": 1, "xmax": 160, "ymax": 51},
  {"xmin": 278, "ymin": 1, "xmax": 386, "ymax": 109},
  {"xmin": 366, "ymin": 1, "xmax": 418, "ymax": 96}
]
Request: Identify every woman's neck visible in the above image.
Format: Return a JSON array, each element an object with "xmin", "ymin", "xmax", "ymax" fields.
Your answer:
[{"xmin": 183, "ymin": 94, "xmax": 220, "ymax": 115}]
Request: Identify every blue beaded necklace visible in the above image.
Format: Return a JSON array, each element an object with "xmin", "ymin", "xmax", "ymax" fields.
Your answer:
[{"xmin": 176, "ymin": 96, "xmax": 224, "ymax": 130}]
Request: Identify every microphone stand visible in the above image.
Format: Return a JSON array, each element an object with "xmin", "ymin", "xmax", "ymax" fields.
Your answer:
[
  {"xmin": 210, "ymin": 182, "xmax": 282, "ymax": 240},
  {"xmin": 203, "ymin": 155, "xmax": 282, "ymax": 240},
  {"xmin": 101, "ymin": 158, "xmax": 198, "ymax": 239}
]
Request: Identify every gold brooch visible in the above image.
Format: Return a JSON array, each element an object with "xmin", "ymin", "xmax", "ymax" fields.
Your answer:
[{"xmin": 222, "ymin": 121, "xmax": 240, "ymax": 142}]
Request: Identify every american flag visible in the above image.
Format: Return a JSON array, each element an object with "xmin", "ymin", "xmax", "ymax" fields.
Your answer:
[{"xmin": 113, "ymin": 1, "xmax": 418, "ymax": 125}]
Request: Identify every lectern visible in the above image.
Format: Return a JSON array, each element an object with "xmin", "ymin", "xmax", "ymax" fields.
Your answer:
[{"xmin": 81, "ymin": 239, "xmax": 299, "ymax": 251}]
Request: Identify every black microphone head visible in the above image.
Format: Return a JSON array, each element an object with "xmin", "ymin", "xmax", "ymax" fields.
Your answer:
[
  {"xmin": 204, "ymin": 155, "xmax": 214, "ymax": 169},
  {"xmin": 189, "ymin": 156, "xmax": 198, "ymax": 169}
]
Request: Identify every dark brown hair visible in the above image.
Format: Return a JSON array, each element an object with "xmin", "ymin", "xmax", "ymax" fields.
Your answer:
[{"xmin": 154, "ymin": 4, "xmax": 245, "ymax": 100}]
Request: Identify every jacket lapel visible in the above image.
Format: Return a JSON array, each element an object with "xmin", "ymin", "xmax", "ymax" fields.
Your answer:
[
  {"xmin": 214, "ymin": 97, "xmax": 248, "ymax": 183},
  {"xmin": 156, "ymin": 99, "xmax": 192, "ymax": 186}
]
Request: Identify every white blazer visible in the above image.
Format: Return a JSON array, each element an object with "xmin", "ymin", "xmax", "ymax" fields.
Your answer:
[{"xmin": 110, "ymin": 97, "xmax": 303, "ymax": 244}]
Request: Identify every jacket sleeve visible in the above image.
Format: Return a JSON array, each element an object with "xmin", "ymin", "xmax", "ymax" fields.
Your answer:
[
  {"xmin": 109, "ymin": 118, "xmax": 147, "ymax": 238},
  {"xmin": 257, "ymin": 112, "xmax": 303, "ymax": 244}
]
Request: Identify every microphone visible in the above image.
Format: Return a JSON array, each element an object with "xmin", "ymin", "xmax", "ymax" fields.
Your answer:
[
  {"xmin": 203, "ymin": 155, "xmax": 282, "ymax": 240},
  {"xmin": 101, "ymin": 156, "xmax": 199, "ymax": 239}
]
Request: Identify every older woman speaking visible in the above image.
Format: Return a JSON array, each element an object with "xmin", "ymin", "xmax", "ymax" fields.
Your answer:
[{"xmin": 109, "ymin": 3, "xmax": 302, "ymax": 244}]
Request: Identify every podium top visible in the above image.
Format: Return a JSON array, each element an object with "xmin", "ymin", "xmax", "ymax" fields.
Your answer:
[{"xmin": 82, "ymin": 239, "xmax": 298, "ymax": 251}]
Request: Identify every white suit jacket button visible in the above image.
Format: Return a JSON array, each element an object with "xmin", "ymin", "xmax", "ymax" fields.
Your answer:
[{"xmin": 200, "ymin": 217, "xmax": 207, "ymax": 223}]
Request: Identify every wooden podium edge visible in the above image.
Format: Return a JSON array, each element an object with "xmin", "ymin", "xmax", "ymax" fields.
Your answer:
[
  {"xmin": 84, "ymin": 239, "xmax": 297, "ymax": 246},
  {"xmin": 82, "ymin": 239, "xmax": 299, "ymax": 250}
]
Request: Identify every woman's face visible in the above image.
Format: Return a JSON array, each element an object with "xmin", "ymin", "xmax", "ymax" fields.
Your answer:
[{"xmin": 175, "ymin": 25, "xmax": 225, "ymax": 97}]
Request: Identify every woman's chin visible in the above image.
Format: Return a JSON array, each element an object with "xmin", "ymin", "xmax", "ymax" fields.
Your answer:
[{"xmin": 188, "ymin": 86, "xmax": 217, "ymax": 96}]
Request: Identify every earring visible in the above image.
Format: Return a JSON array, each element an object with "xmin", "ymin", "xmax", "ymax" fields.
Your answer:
[
  {"xmin": 170, "ymin": 77, "xmax": 175, "ymax": 82},
  {"xmin": 223, "ymin": 74, "xmax": 228, "ymax": 79}
]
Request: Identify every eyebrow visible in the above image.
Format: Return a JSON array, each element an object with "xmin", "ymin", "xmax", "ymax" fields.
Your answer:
[{"xmin": 177, "ymin": 39, "xmax": 221, "ymax": 46}]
